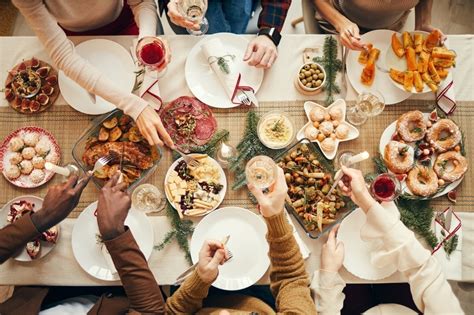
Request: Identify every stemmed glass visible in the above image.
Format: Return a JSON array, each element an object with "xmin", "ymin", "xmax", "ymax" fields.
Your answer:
[
  {"xmin": 177, "ymin": 0, "xmax": 209, "ymax": 36},
  {"xmin": 135, "ymin": 36, "xmax": 168, "ymax": 78},
  {"xmin": 369, "ymin": 173, "xmax": 401, "ymax": 202},
  {"xmin": 346, "ymin": 90, "xmax": 385, "ymax": 126},
  {"xmin": 245, "ymin": 155, "xmax": 278, "ymax": 190}
]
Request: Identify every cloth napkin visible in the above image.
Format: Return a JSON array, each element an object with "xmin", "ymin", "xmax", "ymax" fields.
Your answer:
[
  {"xmin": 101, "ymin": 244, "xmax": 118, "ymax": 275},
  {"xmin": 200, "ymin": 38, "xmax": 254, "ymax": 105},
  {"xmin": 130, "ymin": 40, "xmax": 162, "ymax": 111},
  {"xmin": 436, "ymin": 77, "xmax": 456, "ymax": 115},
  {"xmin": 284, "ymin": 210, "xmax": 311, "ymax": 259}
]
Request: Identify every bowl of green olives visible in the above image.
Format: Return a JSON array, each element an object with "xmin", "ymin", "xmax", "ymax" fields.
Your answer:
[{"xmin": 296, "ymin": 62, "xmax": 326, "ymax": 94}]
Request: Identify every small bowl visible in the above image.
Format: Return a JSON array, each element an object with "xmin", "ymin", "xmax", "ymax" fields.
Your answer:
[
  {"xmin": 257, "ymin": 110, "xmax": 295, "ymax": 149},
  {"xmin": 295, "ymin": 62, "xmax": 326, "ymax": 95}
]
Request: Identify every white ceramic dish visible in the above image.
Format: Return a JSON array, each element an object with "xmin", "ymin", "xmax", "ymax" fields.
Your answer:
[
  {"xmin": 190, "ymin": 207, "xmax": 269, "ymax": 291},
  {"xmin": 346, "ymin": 30, "xmax": 411, "ymax": 105},
  {"xmin": 59, "ymin": 39, "xmax": 136, "ymax": 115},
  {"xmin": 379, "ymin": 113, "xmax": 463, "ymax": 199},
  {"xmin": 164, "ymin": 155, "xmax": 227, "ymax": 217},
  {"xmin": 338, "ymin": 207, "xmax": 397, "ymax": 280},
  {"xmin": 296, "ymin": 99, "xmax": 359, "ymax": 160},
  {"xmin": 0, "ymin": 195, "xmax": 59, "ymax": 261},
  {"xmin": 185, "ymin": 33, "xmax": 264, "ymax": 109},
  {"xmin": 71, "ymin": 201, "xmax": 153, "ymax": 281}
]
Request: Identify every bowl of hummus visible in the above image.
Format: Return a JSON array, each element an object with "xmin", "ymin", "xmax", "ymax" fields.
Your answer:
[{"xmin": 258, "ymin": 111, "xmax": 295, "ymax": 149}]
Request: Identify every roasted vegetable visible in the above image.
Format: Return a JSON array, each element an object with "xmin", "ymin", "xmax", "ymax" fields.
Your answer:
[
  {"xmin": 103, "ymin": 117, "xmax": 118, "ymax": 129},
  {"xmin": 109, "ymin": 126, "xmax": 122, "ymax": 142},
  {"xmin": 98, "ymin": 127, "xmax": 109, "ymax": 142}
]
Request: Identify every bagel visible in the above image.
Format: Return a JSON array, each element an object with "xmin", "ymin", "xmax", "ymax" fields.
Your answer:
[
  {"xmin": 434, "ymin": 151, "xmax": 468, "ymax": 182},
  {"xmin": 384, "ymin": 141, "xmax": 415, "ymax": 174},
  {"xmin": 406, "ymin": 166, "xmax": 439, "ymax": 197},
  {"xmin": 396, "ymin": 110, "xmax": 427, "ymax": 142},
  {"xmin": 426, "ymin": 119, "xmax": 461, "ymax": 152}
]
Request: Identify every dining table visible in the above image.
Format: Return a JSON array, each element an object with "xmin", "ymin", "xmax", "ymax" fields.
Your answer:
[{"xmin": 0, "ymin": 34, "xmax": 473, "ymax": 287}]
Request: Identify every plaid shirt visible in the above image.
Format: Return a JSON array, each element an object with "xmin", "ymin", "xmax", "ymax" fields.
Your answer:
[{"xmin": 159, "ymin": 0, "xmax": 292, "ymax": 33}]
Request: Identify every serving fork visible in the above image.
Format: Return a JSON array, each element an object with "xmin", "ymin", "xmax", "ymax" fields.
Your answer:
[
  {"xmin": 91, "ymin": 154, "xmax": 113, "ymax": 174},
  {"xmin": 174, "ymin": 148, "xmax": 201, "ymax": 168}
]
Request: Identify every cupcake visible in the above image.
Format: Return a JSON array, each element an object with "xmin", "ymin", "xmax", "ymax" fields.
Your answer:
[
  {"xmin": 9, "ymin": 137, "xmax": 24, "ymax": 152},
  {"xmin": 23, "ymin": 133, "xmax": 40, "ymax": 147},
  {"xmin": 335, "ymin": 124, "xmax": 350, "ymax": 139},
  {"xmin": 320, "ymin": 138, "xmax": 336, "ymax": 152},
  {"xmin": 21, "ymin": 147, "xmax": 36, "ymax": 160},
  {"xmin": 30, "ymin": 169, "xmax": 45, "ymax": 184},
  {"xmin": 309, "ymin": 107, "xmax": 325, "ymax": 122},
  {"xmin": 304, "ymin": 125, "xmax": 319, "ymax": 140},
  {"xmin": 20, "ymin": 160, "xmax": 33, "ymax": 175},
  {"xmin": 319, "ymin": 121, "xmax": 334, "ymax": 136}
]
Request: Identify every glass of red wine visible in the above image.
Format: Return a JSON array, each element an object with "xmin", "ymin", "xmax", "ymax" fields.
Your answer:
[
  {"xmin": 370, "ymin": 173, "xmax": 401, "ymax": 202},
  {"xmin": 135, "ymin": 36, "xmax": 168, "ymax": 78}
]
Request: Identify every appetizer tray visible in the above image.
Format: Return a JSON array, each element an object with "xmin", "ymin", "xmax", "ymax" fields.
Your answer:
[
  {"xmin": 72, "ymin": 109, "xmax": 162, "ymax": 190},
  {"xmin": 275, "ymin": 139, "xmax": 355, "ymax": 239}
]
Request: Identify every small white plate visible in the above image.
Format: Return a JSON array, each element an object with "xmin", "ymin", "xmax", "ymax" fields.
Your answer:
[
  {"xmin": 185, "ymin": 33, "xmax": 264, "ymax": 108},
  {"xmin": 379, "ymin": 114, "xmax": 463, "ymax": 198},
  {"xmin": 0, "ymin": 195, "xmax": 58, "ymax": 261},
  {"xmin": 59, "ymin": 39, "xmax": 136, "ymax": 115},
  {"xmin": 338, "ymin": 207, "xmax": 397, "ymax": 280},
  {"xmin": 190, "ymin": 207, "xmax": 269, "ymax": 291},
  {"xmin": 346, "ymin": 30, "xmax": 411, "ymax": 105},
  {"xmin": 296, "ymin": 99, "xmax": 359, "ymax": 160},
  {"xmin": 164, "ymin": 155, "xmax": 227, "ymax": 217},
  {"xmin": 71, "ymin": 201, "xmax": 154, "ymax": 281}
]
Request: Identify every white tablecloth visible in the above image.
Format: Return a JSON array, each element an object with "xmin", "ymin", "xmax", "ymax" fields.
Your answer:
[{"xmin": 0, "ymin": 35, "xmax": 473, "ymax": 286}]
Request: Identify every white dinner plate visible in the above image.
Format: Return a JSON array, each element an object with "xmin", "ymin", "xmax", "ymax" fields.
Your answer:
[
  {"xmin": 59, "ymin": 39, "xmax": 136, "ymax": 115},
  {"xmin": 0, "ymin": 195, "xmax": 58, "ymax": 261},
  {"xmin": 338, "ymin": 207, "xmax": 397, "ymax": 280},
  {"xmin": 185, "ymin": 33, "xmax": 264, "ymax": 108},
  {"xmin": 379, "ymin": 114, "xmax": 463, "ymax": 199},
  {"xmin": 190, "ymin": 207, "xmax": 269, "ymax": 290},
  {"xmin": 71, "ymin": 201, "xmax": 154, "ymax": 281},
  {"xmin": 164, "ymin": 155, "xmax": 227, "ymax": 217},
  {"xmin": 346, "ymin": 30, "xmax": 411, "ymax": 105}
]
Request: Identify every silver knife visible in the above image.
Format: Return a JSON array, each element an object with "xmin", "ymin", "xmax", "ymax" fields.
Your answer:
[
  {"xmin": 444, "ymin": 208, "xmax": 453, "ymax": 232},
  {"xmin": 242, "ymin": 90, "xmax": 259, "ymax": 107}
]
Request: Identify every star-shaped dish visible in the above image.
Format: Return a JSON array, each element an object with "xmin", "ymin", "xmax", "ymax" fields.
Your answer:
[{"xmin": 296, "ymin": 99, "xmax": 359, "ymax": 160}]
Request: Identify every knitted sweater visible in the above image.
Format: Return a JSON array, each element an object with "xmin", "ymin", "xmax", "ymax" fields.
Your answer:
[{"xmin": 166, "ymin": 211, "xmax": 317, "ymax": 314}]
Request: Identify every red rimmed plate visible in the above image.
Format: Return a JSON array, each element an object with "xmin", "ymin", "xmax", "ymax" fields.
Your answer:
[{"xmin": 0, "ymin": 126, "xmax": 61, "ymax": 188}]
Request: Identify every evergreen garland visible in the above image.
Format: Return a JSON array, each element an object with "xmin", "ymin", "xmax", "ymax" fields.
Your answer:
[
  {"xmin": 228, "ymin": 111, "xmax": 284, "ymax": 190},
  {"xmin": 313, "ymin": 36, "xmax": 343, "ymax": 105}
]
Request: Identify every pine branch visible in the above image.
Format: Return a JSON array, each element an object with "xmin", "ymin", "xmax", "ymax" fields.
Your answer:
[
  {"xmin": 443, "ymin": 234, "xmax": 458, "ymax": 257},
  {"xmin": 313, "ymin": 35, "xmax": 342, "ymax": 105},
  {"xmin": 188, "ymin": 129, "xmax": 230, "ymax": 157}
]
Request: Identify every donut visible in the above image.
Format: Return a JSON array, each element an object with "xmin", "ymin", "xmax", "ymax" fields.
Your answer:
[
  {"xmin": 426, "ymin": 119, "xmax": 461, "ymax": 152},
  {"xmin": 406, "ymin": 166, "xmax": 439, "ymax": 197},
  {"xmin": 434, "ymin": 151, "xmax": 468, "ymax": 182},
  {"xmin": 320, "ymin": 138, "xmax": 336, "ymax": 152},
  {"xmin": 396, "ymin": 110, "xmax": 427, "ymax": 142},
  {"xmin": 384, "ymin": 141, "xmax": 415, "ymax": 174},
  {"xmin": 319, "ymin": 121, "xmax": 334, "ymax": 136},
  {"xmin": 309, "ymin": 107, "xmax": 325, "ymax": 122}
]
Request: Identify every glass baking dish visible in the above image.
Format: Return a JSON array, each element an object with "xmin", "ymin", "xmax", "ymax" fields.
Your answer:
[
  {"xmin": 72, "ymin": 109, "xmax": 162, "ymax": 191},
  {"xmin": 275, "ymin": 138, "xmax": 356, "ymax": 239}
]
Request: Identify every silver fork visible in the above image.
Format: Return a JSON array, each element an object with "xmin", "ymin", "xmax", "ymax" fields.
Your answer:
[
  {"xmin": 91, "ymin": 155, "xmax": 113, "ymax": 174},
  {"xmin": 173, "ymin": 249, "xmax": 234, "ymax": 286},
  {"xmin": 174, "ymin": 148, "xmax": 201, "ymax": 168},
  {"xmin": 237, "ymin": 91, "xmax": 251, "ymax": 106}
]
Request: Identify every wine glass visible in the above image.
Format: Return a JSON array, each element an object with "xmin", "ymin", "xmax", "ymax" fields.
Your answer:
[
  {"xmin": 135, "ymin": 36, "xmax": 168, "ymax": 78},
  {"xmin": 177, "ymin": 0, "xmax": 209, "ymax": 35},
  {"xmin": 245, "ymin": 155, "xmax": 278, "ymax": 190},
  {"xmin": 369, "ymin": 173, "xmax": 401, "ymax": 202},
  {"xmin": 357, "ymin": 90, "xmax": 385, "ymax": 117}
]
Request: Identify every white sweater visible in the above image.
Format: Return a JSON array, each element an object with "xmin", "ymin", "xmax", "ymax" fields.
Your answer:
[
  {"xmin": 12, "ymin": 0, "xmax": 158, "ymax": 120},
  {"xmin": 311, "ymin": 202, "xmax": 464, "ymax": 315}
]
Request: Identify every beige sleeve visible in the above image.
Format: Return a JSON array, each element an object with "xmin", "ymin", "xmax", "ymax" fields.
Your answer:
[
  {"xmin": 127, "ymin": 0, "xmax": 158, "ymax": 38},
  {"xmin": 165, "ymin": 271, "xmax": 212, "ymax": 314},
  {"xmin": 361, "ymin": 202, "xmax": 464, "ymax": 314},
  {"xmin": 310, "ymin": 270, "xmax": 345, "ymax": 315},
  {"xmin": 12, "ymin": 0, "xmax": 150, "ymax": 121}
]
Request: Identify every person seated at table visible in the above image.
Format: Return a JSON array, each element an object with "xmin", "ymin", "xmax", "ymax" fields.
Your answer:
[
  {"xmin": 12, "ymin": 0, "xmax": 173, "ymax": 148},
  {"xmin": 311, "ymin": 166, "xmax": 464, "ymax": 314},
  {"xmin": 165, "ymin": 167, "xmax": 316, "ymax": 314},
  {"xmin": 313, "ymin": 0, "xmax": 442, "ymax": 50},
  {"xmin": 161, "ymin": 0, "xmax": 291, "ymax": 69},
  {"xmin": 0, "ymin": 173, "xmax": 168, "ymax": 314}
]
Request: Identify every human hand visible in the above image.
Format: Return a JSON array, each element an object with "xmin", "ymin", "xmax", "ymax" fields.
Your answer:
[
  {"xmin": 320, "ymin": 225, "xmax": 344, "ymax": 273},
  {"xmin": 167, "ymin": 0, "xmax": 200, "ymax": 31},
  {"xmin": 338, "ymin": 166, "xmax": 376, "ymax": 212},
  {"xmin": 136, "ymin": 106, "xmax": 175, "ymax": 148},
  {"xmin": 96, "ymin": 172, "xmax": 131, "ymax": 240},
  {"xmin": 248, "ymin": 167, "xmax": 288, "ymax": 218},
  {"xmin": 197, "ymin": 239, "xmax": 229, "ymax": 283},
  {"xmin": 337, "ymin": 20, "xmax": 366, "ymax": 51},
  {"xmin": 31, "ymin": 173, "xmax": 92, "ymax": 231},
  {"xmin": 243, "ymin": 35, "xmax": 278, "ymax": 69}
]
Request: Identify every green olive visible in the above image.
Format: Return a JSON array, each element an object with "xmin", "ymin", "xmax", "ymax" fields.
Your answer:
[
  {"xmin": 304, "ymin": 64, "xmax": 310, "ymax": 70},
  {"xmin": 299, "ymin": 73, "xmax": 305, "ymax": 79},
  {"xmin": 312, "ymin": 74, "xmax": 318, "ymax": 80},
  {"xmin": 310, "ymin": 63, "xmax": 317, "ymax": 69},
  {"xmin": 315, "ymin": 80, "xmax": 322, "ymax": 87},
  {"xmin": 304, "ymin": 71, "xmax": 312, "ymax": 77},
  {"xmin": 311, "ymin": 80, "xmax": 317, "ymax": 86},
  {"xmin": 315, "ymin": 69, "xmax": 320, "ymax": 74},
  {"xmin": 318, "ymin": 73, "xmax": 325, "ymax": 79},
  {"xmin": 285, "ymin": 173, "xmax": 292, "ymax": 183},
  {"xmin": 310, "ymin": 69, "xmax": 316, "ymax": 74},
  {"xmin": 301, "ymin": 79, "xmax": 307, "ymax": 85},
  {"xmin": 305, "ymin": 82, "xmax": 313, "ymax": 88}
]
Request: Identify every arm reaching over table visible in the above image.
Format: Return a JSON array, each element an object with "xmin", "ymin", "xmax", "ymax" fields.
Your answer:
[
  {"xmin": 97, "ymin": 173, "xmax": 166, "ymax": 314},
  {"xmin": 12, "ymin": 0, "xmax": 173, "ymax": 148},
  {"xmin": 0, "ymin": 174, "xmax": 91, "ymax": 263}
]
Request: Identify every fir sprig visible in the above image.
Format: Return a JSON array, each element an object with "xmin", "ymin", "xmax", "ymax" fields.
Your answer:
[
  {"xmin": 443, "ymin": 234, "xmax": 459, "ymax": 256},
  {"xmin": 188, "ymin": 129, "xmax": 229, "ymax": 157},
  {"xmin": 313, "ymin": 36, "xmax": 343, "ymax": 105},
  {"xmin": 154, "ymin": 202, "xmax": 194, "ymax": 265}
]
